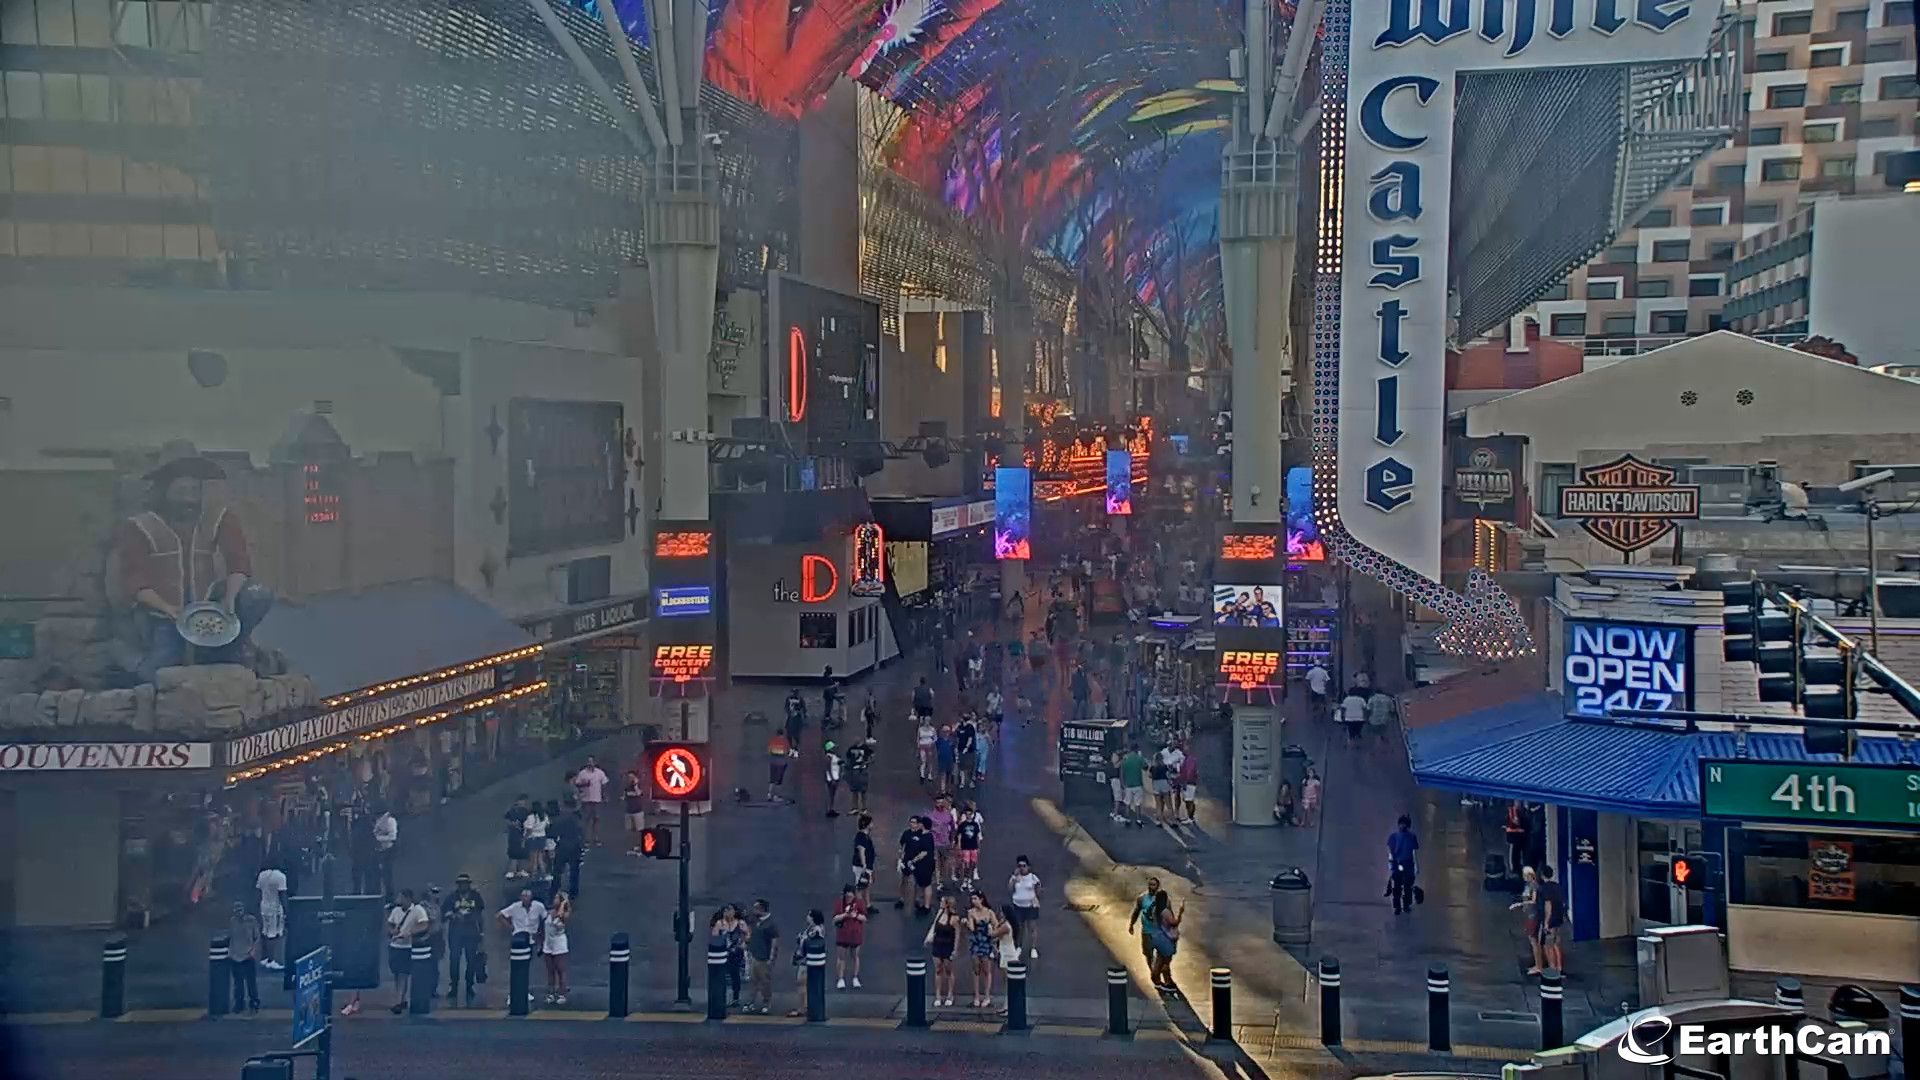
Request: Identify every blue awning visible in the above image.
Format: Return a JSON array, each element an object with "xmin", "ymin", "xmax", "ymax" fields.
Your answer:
[
  {"xmin": 1407, "ymin": 693, "xmax": 1917, "ymax": 817},
  {"xmin": 251, "ymin": 578, "xmax": 538, "ymax": 699}
]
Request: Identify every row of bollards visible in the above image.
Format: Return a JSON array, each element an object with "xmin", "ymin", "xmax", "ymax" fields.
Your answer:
[{"xmin": 1319, "ymin": 956, "xmax": 1564, "ymax": 1052}]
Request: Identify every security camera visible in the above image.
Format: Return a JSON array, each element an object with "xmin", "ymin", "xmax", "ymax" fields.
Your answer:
[{"xmin": 1838, "ymin": 469, "xmax": 1895, "ymax": 494}]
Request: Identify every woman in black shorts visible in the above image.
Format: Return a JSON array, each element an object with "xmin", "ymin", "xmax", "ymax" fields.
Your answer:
[
  {"xmin": 922, "ymin": 893, "xmax": 961, "ymax": 1007},
  {"xmin": 622, "ymin": 770, "xmax": 647, "ymax": 855}
]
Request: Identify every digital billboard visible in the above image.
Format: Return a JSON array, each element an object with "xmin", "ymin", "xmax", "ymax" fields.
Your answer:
[
  {"xmin": 850, "ymin": 523, "xmax": 885, "ymax": 597},
  {"xmin": 1212, "ymin": 584, "xmax": 1283, "ymax": 628},
  {"xmin": 1285, "ymin": 466, "xmax": 1325, "ymax": 562},
  {"xmin": 769, "ymin": 274, "xmax": 882, "ymax": 449},
  {"xmin": 1105, "ymin": 450, "xmax": 1133, "ymax": 515},
  {"xmin": 994, "ymin": 467, "xmax": 1031, "ymax": 560},
  {"xmin": 1563, "ymin": 619, "xmax": 1694, "ymax": 719}
]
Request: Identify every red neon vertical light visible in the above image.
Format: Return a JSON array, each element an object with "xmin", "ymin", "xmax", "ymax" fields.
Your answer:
[{"xmin": 787, "ymin": 326, "xmax": 808, "ymax": 423}]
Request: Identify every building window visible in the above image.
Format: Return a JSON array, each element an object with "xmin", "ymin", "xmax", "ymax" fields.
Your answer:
[
  {"xmin": 1708, "ymin": 240, "xmax": 1737, "ymax": 260},
  {"xmin": 1605, "ymin": 245, "xmax": 1637, "ymax": 264},
  {"xmin": 1804, "ymin": 122, "xmax": 1840, "ymax": 143},
  {"xmin": 1749, "ymin": 126, "xmax": 1784, "ymax": 146},
  {"xmin": 1834, "ymin": 8, "xmax": 1870, "ymax": 31},
  {"xmin": 1882, "ymin": 76, "xmax": 1920, "ymax": 101},
  {"xmin": 1858, "ymin": 116, "xmax": 1902, "ymax": 138},
  {"xmin": 799, "ymin": 612, "xmax": 838, "ymax": 649},
  {"xmin": 1766, "ymin": 85, "xmax": 1808, "ymax": 109},
  {"xmin": 1649, "ymin": 311, "xmax": 1689, "ymax": 334},
  {"xmin": 1873, "ymin": 150, "xmax": 1900, "ymax": 175},
  {"xmin": 1754, "ymin": 51, "xmax": 1791, "ymax": 71},
  {"xmin": 1711, "ymin": 163, "xmax": 1748, "ymax": 187},
  {"xmin": 1689, "ymin": 276, "xmax": 1723, "ymax": 297},
  {"xmin": 1641, "ymin": 207, "xmax": 1674, "ymax": 227},
  {"xmin": 1603, "ymin": 313, "xmax": 1637, "ymax": 335},
  {"xmin": 1745, "ymin": 202, "xmax": 1780, "ymax": 224},
  {"xmin": 1760, "ymin": 158, "xmax": 1802, "ymax": 182},
  {"xmin": 1809, "ymin": 46, "xmax": 1846, "ymax": 67},
  {"xmin": 1728, "ymin": 828, "xmax": 1920, "ymax": 918},
  {"xmin": 1549, "ymin": 314, "xmax": 1587, "ymax": 337},
  {"xmin": 1827, "ymin": 82, "xmax": 1863, "ymax": 104},
  {"xmin": 1540, "ymin": 282, "xmax": 1570, "ymax": 301},
  {"xmin": 1538, "ymin": 463, "xmax": 1576, "ymax": 511},
  {"xmin": 1586, "ymin": 279, "xmax": 1621, "ymax": 300},
  {"xmin": 1821, "ymin": 157, "xmax": 1857, "ymax": 179},
  {"xmin": 1771, "ymin": 11, "xmax": 1813, "ymax": 34},
  {"xmin": 1864, "ymin": 40, "xmax": 1908, "ymax": 64},
  {"xmin": 1889, "ymin": 1, "xmax": 1915, "ymax": 26},
  {"xmin": 1651, "ymin": 240, "xmax": 1691, "ymax": 262},
  {"xmin": 1689, "ymin": 204, "xmax": 1727, "ymax": 226},
  {"xmin": 1636, "ymin": 278, "xmax": 1674, "ymax": 298},
  {"xmin": 1708, "ymin": 313, "xmax": 1730, "ymax": 331}
]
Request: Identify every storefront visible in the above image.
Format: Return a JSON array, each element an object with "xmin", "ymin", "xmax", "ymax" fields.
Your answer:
[
  {"xmin": 724, "ymin": 534, "xmax": 900, "ymax": 680},
  {"xmin": 518, "ymin": 593, "xmax": 650, "ymax": 736},
  {"xmin": 872, "ymin": 494, "xmax": 996, "ymax": 652}
]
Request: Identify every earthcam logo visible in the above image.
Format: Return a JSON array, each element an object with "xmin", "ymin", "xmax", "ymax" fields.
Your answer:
[{"xmin": 1616, "ymin": 1013, "xmax": 1890, "ymax": 1064}]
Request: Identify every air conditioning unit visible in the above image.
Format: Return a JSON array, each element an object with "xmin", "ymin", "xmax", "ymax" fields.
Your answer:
[{"xmin": 1687, "ymin": 464, "xmax": 1750, "ymax": 518}]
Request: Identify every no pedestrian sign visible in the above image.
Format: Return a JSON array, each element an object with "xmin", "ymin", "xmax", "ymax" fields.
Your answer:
[{"xmin": 646, "ymin": 742, "xmax": 710, "ymax": 802}]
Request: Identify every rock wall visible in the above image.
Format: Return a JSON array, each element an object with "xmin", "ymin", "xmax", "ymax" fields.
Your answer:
[{"xmin": 3, "ymin": 667, "xmax": 312, "ymax": 739}]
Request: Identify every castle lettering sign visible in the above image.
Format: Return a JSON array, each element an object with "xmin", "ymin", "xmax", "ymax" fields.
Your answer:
[
  {"xmin": 226, "ymin": 669, "xmax": 497, "ymax": 768},
  {"xmin": 1556, "ymin": 454, "xmax": 1699, "ymax": 554}
]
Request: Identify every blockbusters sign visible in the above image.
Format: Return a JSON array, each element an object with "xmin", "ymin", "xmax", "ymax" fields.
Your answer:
[{"xmin": 1338, "ymin": 0, "xmax": 1714, "ymax": 582}]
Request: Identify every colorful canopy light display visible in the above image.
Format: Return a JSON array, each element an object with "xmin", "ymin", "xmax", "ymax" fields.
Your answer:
[{"xmin": 994, "ymin": 466, "xmax": 1031, "ymax": 560}]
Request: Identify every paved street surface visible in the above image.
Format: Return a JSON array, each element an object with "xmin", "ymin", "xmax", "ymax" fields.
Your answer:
[{"xmin": 1, "ymin": 593, "xmax": 1624, "ymax": 1074}]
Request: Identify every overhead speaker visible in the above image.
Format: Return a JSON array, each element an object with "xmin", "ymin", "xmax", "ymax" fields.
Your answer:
[{"xmin": 922, "ymin": 444, "xmax": 951, "ymax": 469}]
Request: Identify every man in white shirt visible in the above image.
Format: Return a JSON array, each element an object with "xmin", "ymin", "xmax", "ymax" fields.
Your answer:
[
  {"xmin": 373, "ymin": 809, "xmax": 399, "ymax": 897},
  {"xmin": 387, "ymin": 888, "xmax": 430, "ymax": 1013},
  {"xmin": 1007, "ymin": 855, "xmax": 1043, "ymax": 958},
  {"xmin": 255, "ymin": 862, "xmax": 289, "ymax": 970},
  {"xmin": 1339, "ymin": 690, "xmax": 1368, "ymax": 745},
  {"xmin": 1306, "ymin": 662, "xmax": 1331, "ymax": 710},
  {"xmin": 571, "ymin": 756, "xmax": 611, "ymax": 847},
  {"xmin": 497, "ymin": 888, "xmax": 548, "ymax": 942}
]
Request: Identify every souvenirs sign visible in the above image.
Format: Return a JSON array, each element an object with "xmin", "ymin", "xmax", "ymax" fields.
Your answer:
[{"xmin": 1557, "ymin": 454, "xmax": 1699, "ymax": 554}]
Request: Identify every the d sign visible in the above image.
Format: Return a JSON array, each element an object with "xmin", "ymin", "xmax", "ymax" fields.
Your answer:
[{"xmin": 800, "ymin": 554, "xmax": 838, "ymax": 603}]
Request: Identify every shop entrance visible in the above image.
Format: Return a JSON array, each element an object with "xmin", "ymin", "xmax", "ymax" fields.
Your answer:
[{"xmin": 1637, "ymin": 819, "xmax": 1705, "ymax": 927}]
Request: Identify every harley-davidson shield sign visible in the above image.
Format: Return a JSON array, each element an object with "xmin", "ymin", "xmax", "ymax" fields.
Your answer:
[{"xmin": 1557, "ymin": 454, "xmax": 1700, "ymax": 554}]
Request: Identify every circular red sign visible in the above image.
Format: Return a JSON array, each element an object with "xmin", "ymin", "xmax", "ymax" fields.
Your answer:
[{"xmin": 652, "ymin": 748, "xmax": 703, "ymax": 797}]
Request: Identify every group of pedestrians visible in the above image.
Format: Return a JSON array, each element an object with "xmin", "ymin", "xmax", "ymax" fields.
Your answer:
[{"xmin": 1106, "ymin": 740, "xmax": 1197, "ymax": 827}]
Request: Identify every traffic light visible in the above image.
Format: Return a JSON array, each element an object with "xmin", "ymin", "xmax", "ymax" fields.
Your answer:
[
  {"xmin": 639, "ymin": 826, "xmax": 675, "ymax": 860},
  {"xmin": 1670, "ymin": 851, "xmax": 1720, "ymax": 890}
]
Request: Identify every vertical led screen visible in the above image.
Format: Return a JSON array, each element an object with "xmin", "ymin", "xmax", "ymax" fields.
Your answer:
[
  {"xmin": 1214, "ymin": 525, "xmax": 1285, "ymax": 706},
  {"xmin": 1105, "ymin": 450, "xmax": 1133, "ymax": 515},
  {"xmin": 994, "ymin": 467, "xmax": 1031, "ymax": 560},
  {"xmin": 1285, "ymin": 466, "xmax": 1326, "ymax": 562}
]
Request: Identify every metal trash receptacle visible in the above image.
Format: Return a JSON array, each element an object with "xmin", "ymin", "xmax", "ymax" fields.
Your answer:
[
  {"xmin": 1825, "ymin": 985, "xmax": 1892, "ymax": 1075},
  {"xmin": 1271, "ymin": 868, "xmax": 1312, "ymax": 946}
]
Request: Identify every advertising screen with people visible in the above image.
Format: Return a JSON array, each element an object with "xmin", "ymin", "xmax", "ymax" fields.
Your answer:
[
  {"xmin": 1104, "ymin": 450, "xmax": 1133, "ymax": 515},
  {"xmin": 993, "ymin": 467, "xmax": 1031, "ymax": 560},
  {"xmin": 1212, "ymin": 584, "xmax": 1283, "ymax": 628}
]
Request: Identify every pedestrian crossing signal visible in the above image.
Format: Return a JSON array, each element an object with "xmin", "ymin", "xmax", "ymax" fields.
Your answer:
[
  {"xmin": 640, "ymin": 826, "xmax": 674, "ymax": 859},
  {"xmin": 1670, "ymin": 852, "xmax": 1714, "ymax": 889}
]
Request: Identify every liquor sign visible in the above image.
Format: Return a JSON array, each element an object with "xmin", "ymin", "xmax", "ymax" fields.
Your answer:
[
  {"xmin": 1700, "ymin": 760, "xmax": 1920, "ymax": 829},
  {"xmin": 850, "ymin": 523, "xmax": 886, "ymax": 597},
  {"xmin": 1449, "ymin": 436, "xmax": 1525, "ymax": 523},
  {"xmin": 645, "ymin": 742, "xmax": 711, "ymax": 802},
  {"xmin": 1556, "ymin": 454, "xmax": 1700, "ymax": 554},
  {"xmin": 1563, "ymin": 619, "xmax": 1692, "ymax": 719},
  {"xmin": 1333, "ymin": 0, "xmax": 1714, "ymax": 584},
  {"xmin": 520, "ymin": 596, "xmax": 643, "ymax": 644}
]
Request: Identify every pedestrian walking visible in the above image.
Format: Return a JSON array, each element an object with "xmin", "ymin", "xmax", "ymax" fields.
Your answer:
[
  {"xmin": 522, "ymin": 801, "xmax": 550, "ymax": 882},
  {"xmin": 571, "ymin": 756, "xmax": 610, "ymax": 846},
  {"xmin": 1007, "ymin": 856, "xmax": 1042, "ymax": 958},
  {"xmin": 542, "ymin": 891, "xmax": 572, "ymax": 1005},
  {"xmin": 900, "ymin": 816, "xmax": 936, "ymax": 913},
  {"xmin": 1145, "ymin": 891, "xmax": 1184, "ymax": 994},
  {"xmin": 851, "ymin": 813, "xmax": 877, "ymax": 914},
  {"xmin": 912, "ymin": 676, "xmax": 936, "ymax": 720},
  {"xmin": 1119, "ymin": 744, "xmax": 1148, "ymax": 827},
  {"xmin": 954, "ymin": 712, "xmax": 979, "ymax": 791},
  {"xmin": 386, "ymin": 889, "xmax": 428, "ymax": 1013},
  {"xmin": 1534, "ymin": 865, "xmax": 1567, "ymax": 974},
  {"xmin": 860, "ymin": 692, "xmax": 880, "ymax": 744},
  {"xmin": 745, "ymin": 899, "xmax": 780, "ymax": 1014},
  {"xmin": 1176, "ymin": 748, "xmax": 1199, "ymax": 825},
  {"xmin": 622, "ymin": 771, "xmax": 648, "ymax": 855},
  {"xmin": 784, "ymin": 688, "xmax": 808, "ymax": 746},
  {"xmin": 1127, "ymin": 876, "xmax": 1161, "ymax": 981},
  {"xmin": 973, "ymin": 719, "xmax": 991, "ymax": 781},
  {"xmin": 1306, "ymin": 660, "xmax": 1330, "ymax": 711},
  {"xmin": 928, "ymin": 795, "xmax": 956, "ymax": 884},
  {"xmin": 823, "ymin": 741, "xmax": 844, "ymax": 819},
  {"xmin": 844, "ymin": 737, "xmax": 872, "ymax": 813},
  {"xmin": 1070, "ymin": 664, "xmax": 1091, "ymax": 720},
  {"xmin": 924, "ymin": 893, "xmax": 961, "ymax": 1007},
  {"xmin": 1298, "ymin": 767, "xmax": 1323, "ymax": 827},
  {"xmin": 1148, "ymin": 750, "xmax": 1174, "ymax": 824},
  {"xmin": 228, "ymin": 901, "xmax": 262, "ymax": 1014},
  {"xmin": 1510, "ymin": 867, "xmax": 1543, "ymax": 974},
  {"xmin": 955, "ymin": 801, "xmax": 984, "ymax": 888},
  {"xmin": 1366, "ymin": 689, "xmax": 1396, "ymax": 739},
  {"xmin": 255, "ymin": 859, "xmax": 288, "ymax": 971},
  {"xmin": 372, "ymin": 807, "xmax": 398, "ymax": 898},
  {"xmin": 984, "ymin": 688, "xmax": 1004, "ymax": 742},
  {"xmin": 442, "ymin": 874, "xmax": 486, "ymax": 1007},
  {"xmin": 933, "ymin": 725, "xmax": 957, "ymax": 794},
  {"xmin": 915, "ymin": 717, "xmax": 937, "ymax": 781},
  {"xmin": 788, "ymin": 910, "xmax": 826, "ymax": 1017},
  {"xmin": 1387, "ymin": 814, "xmax": 1420, "ymax": 915},
  {"xmin": 965, "ymin": 892, "xmax": 998, "ymax": 1009},
  {"xmin": 766, "ymin": 729, "xmax": 795, "ymax": 804},
  {"xmin": 1339, "ymin": 689, "xmax": 1368, "ymax": 745},
  {"xmin": 1108, "ymin": 749, "xmax": 1128, "ymax": 822},
  {"xmin": 552, "ymin": 801, "xmax": 584, "ymax": 897},
  {"xmin": 832, "ymin": 885, "xmax": 866, "ymax": 989}
]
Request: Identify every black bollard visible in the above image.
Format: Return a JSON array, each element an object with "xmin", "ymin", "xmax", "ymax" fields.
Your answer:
[
  {"xmin": 707, "ymin": 946, "xmax": 730, "ymax": 1021},
  {"xmin": 1775, "ymin": 976, "xmax": 1805, "ymax": 1012},
  {"xmin": 409, "ymin": 942, "xmax": 434, "ymax": 1015},
  {"xmin": 905, "ymin": 956, "xmax": 928, "ymax": 1028},
  {"xmin": 208, "ymin": 934, "xmax": 231, "ymax": 1018},
  {"xmin": 100, "ymin": 937, "xmax": 127, "ymax": 1020},
  {"xmin": 1006, "ymin": 961, "xmax": 1029, "ymax": 1032},
  {"xmin": 1106, "ymin": 966, "xmax": 1130, "ymax": 1036},
  {"xmin": 607, "ymin": 934, "xmax": 631, "ymax": 1019},
  {"xmin": 805, "ymin": 939, "xmax": 828, "ymax": 1022},
  {"xmin": 1427, "ymin": 964, "xmax": 1450, "ymax": 1053},
  {"xmin": 1899, "ymin": 985, "xmax": 1919, "ymax": 1079},
  {"xmin": 1209, "ymin": 967, "xmax": 1233, "ymax": 1042},
  {"xmin": 508, "ymin": 932, "xmax": 532, "ymax": 1016},
  {"xmin": 1318, "ymin": 956, "xmax": 1341, "ymax": 1046},
  {"xmin": 1539, "ymin": 968, "xmax": 1564, "ymax": 1050}
]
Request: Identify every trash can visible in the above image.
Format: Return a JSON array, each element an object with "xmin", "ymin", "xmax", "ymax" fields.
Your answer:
[
  {"xmin": 1826, "ymin": 986, "xmax": 1892, "ymax": 1075},
  {"xmin": 1271, "ymin": 868, "xmax": 1312, "ymax": 946}
]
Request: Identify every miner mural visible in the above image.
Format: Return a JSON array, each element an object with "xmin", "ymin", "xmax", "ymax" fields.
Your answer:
[{"xmin": 111, "ymin": 440, "xmax": 275, "ymax": 683}]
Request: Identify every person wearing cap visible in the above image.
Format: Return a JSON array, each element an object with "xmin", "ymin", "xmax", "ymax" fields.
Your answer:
[
  {"xmin": 110, "ymin": 439, "xmax": 271, "ymax": 682},
  {"xmin": 822, "ymin": 740, "xmax": 843, "ymax": 819},
  {"xmin": 442, "ymin": 874, "xmax": 487, "ymax": 1007}
]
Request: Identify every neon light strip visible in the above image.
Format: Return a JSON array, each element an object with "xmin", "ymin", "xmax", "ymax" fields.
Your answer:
[{"xmin": 787, "ymin": 326, "xmax": 808, "ymax": 423}]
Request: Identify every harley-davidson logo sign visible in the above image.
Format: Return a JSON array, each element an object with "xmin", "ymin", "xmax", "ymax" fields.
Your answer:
[{"xmin": 1557, "ymin": 454, "xmax": 1700, "ymax": 554}]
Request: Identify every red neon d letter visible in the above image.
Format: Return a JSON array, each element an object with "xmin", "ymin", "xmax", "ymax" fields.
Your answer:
[
  {"xmin": 786, "ymin": 326, "xmax": 808, "ymax": 423},
  {"xmin": 800, "ymin": 554, "xmax": 838, "ymax": 603}
]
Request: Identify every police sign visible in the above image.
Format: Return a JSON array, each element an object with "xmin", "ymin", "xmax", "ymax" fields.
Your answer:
[{"xmin": 1563, "ymin": 619, "xmax": 1693, "ymax": 719}]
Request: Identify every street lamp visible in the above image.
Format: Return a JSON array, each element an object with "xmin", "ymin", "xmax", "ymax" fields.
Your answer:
[{"xmin": 1837, "ymin": 469, "xmax": 1895, "ymax": 654}]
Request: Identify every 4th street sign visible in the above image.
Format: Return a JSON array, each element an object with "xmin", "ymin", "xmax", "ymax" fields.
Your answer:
[{"xmin": 1700, "ymin": 760, "xmax": 1920, "ymax": 829}]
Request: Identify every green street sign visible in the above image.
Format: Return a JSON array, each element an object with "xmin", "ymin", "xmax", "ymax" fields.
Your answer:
[
  {"xmin": 1700, "ymin": 759, "xmax": 1920, "ymax": 829},
  {"xmin": 0, "ymin": 622, "xmax": 32, "ymax": 660}
]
